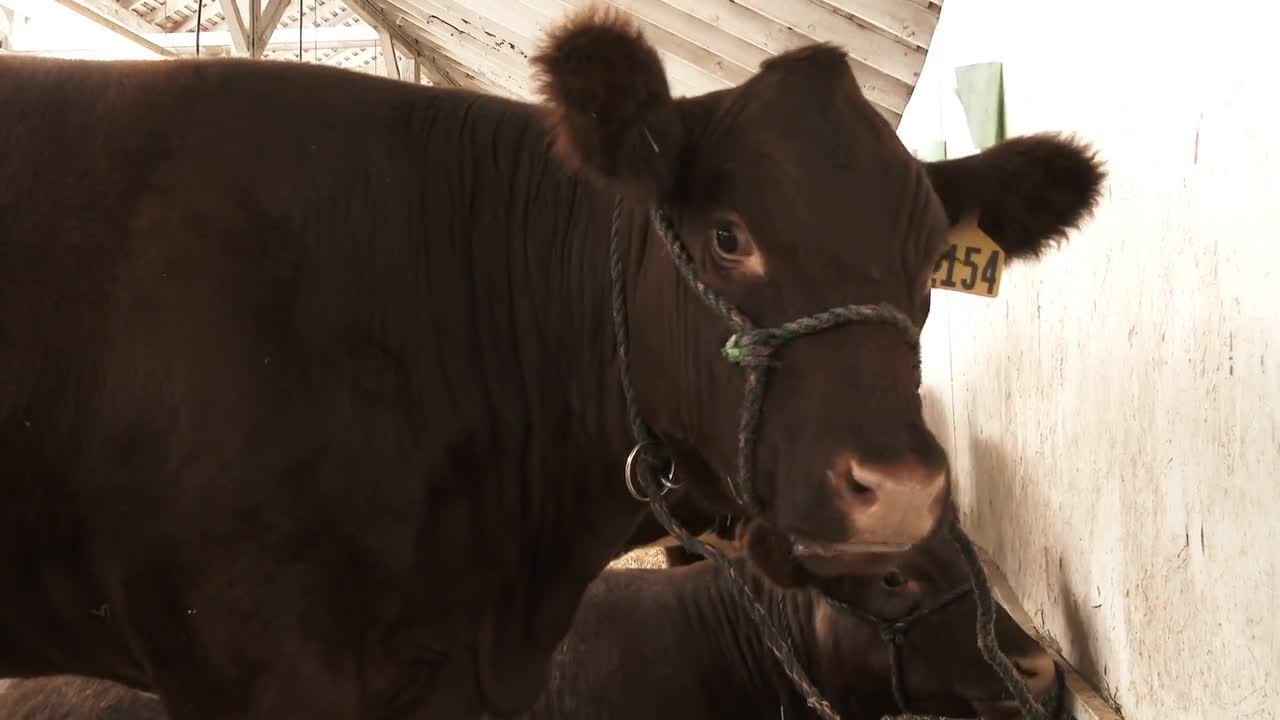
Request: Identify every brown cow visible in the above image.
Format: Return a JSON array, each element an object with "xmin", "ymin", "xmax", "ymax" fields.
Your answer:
[
  {"xmin": 0, "ymin": 530, "xmax": 1059, "ymax": 720},
  {"xmin": 0, "ymin": 6, "xmax": 1104, "ymax": 719}
]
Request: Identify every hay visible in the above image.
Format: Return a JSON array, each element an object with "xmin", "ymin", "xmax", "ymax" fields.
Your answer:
[{"xmin": 607, "ymin": 546, "xmax": 668, "ymax": 569}]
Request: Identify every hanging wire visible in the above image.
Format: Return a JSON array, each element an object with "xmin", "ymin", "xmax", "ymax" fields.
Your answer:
[{"xmin": 194, "ymin": 0, "xmax": 204, "ymax": 56}]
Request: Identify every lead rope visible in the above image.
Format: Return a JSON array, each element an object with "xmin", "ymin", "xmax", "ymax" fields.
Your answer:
[
  {"xmin": 609, "ymin": 196, "xmax": 843, "ymax": 720},
  {"xmin": 947, "ymin": 522, "xmax": 1060, "ymax": 720},
  {"xmin": 608, "ymin": 194, "xmax": 1057, "ymax": 720},
  {"xmin": 826, "ymin": 580, "xmax": 973, "ymax": 713},
  {"xmin": 644, "ymin": 205, "xmax": 921, "ymax": 514}
]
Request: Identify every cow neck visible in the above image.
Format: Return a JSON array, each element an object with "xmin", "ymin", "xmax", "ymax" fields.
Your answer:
[
  {"xmin": 449, "ymin": 97, "xmax": 699, "ymax": 717},
  {"xmin": 684, "ymin": 560, "xmax": 825, "ymax": 719},
  {"xmin": 460, "ymin": 103, "xmax": 658, "ymax": 540}
]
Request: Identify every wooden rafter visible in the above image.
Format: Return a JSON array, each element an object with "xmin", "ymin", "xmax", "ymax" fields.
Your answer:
[
  {"xmin": 62, "ymin": 0, "xmax": 935, "ymax": 122},
  {"xmin": 216, "ymin": 0, "xmax": 250, "ymax": 54},
  {"xmin": 256, "ymin": 0, "xmax": 292, "ymax": 50},
  {"xmin": 821, "ymin": 0, "xmax": 939, "ymax": 50},
  {"xmin": 344, "ymin": 0, "xmax": 461, "ymax": 87},
  {"xmin": 49, "ymin": 0, "xmax": 178, "ymax": 57},
  {"xmin": 728, "ymin": 0, "xmax": 927, "ymax": 85},
  {"xmin": 362, "ymin": 0, "xmax": 926, "ymax": 116},
  {"xmin": 378, "ymin": 0, "xmax": 537, "ymax": 96}
]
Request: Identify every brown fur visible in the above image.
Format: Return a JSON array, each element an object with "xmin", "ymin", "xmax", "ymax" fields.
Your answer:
[
  {"xmin": 924, "ymin": 132, "xmax": 1107, "ymax": 261},
  {"xmin": 531, "ymin": 6, "xmax": 682, "ymax": 201},
  {"xmin": 0, "ymin": 542, "xmax": 1057, "ymax": 720},
  {"xmin": 0, "ymin": 8, "xmax": 1104, "ymax": 720}
]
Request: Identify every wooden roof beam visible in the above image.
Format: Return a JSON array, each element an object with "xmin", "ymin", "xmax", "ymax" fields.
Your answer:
[
  {"xmin": 344, "ymin": 0, "xmax": 461, "ymax": 87},
  {"xmin": 541, "ymin": 0, "xmax": 906, "ymax": 115},
  {"xmin": 652, "ymin": 0, "xmax": 913, "ymax": 114},
  {"xmin": 379, "ymin": 0, "xmax": 722, "ymax": 101},
  {"xmin": 416, "ymin": 44, "xmax": 510, "ymax": 94},
  {"xmin": 495, "ymin": 0, "xmax": 724, "ymax": 95},
  {"xmin": 142, "ymin": 25, "xmax": 379, "ymax": 53},
  {"xmin": 256, "ymin": 0, "xmax": 293, "ymax": 51},
  {"xmin": 820, "ymin": 0, "xmax": 940, "ymax": 50},
  {"xmin": 49, "ymin": 0, "xmax": 177, "ymax": 57},
  {"xmin": 721, "ymin": 0, "xmax": 928, "ymax": 86},
  {"xmin": 598, "ymin": 0, "xmax": 750, "ymax": 88},
  {"xmin": 374, "ymin": 0, "xmax": 538, "ymax": 97},
  {"xmin": 374, "ymin": 26, "xmax": 400, "ymax": 77},
  {"xmin": 216, "ymin": 0, "xmax": 251, "ymax": 54}
]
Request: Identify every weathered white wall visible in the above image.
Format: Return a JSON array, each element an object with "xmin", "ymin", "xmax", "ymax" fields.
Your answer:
[{"xmin": 899, "ymin": 2, "xmax": 1280, "ymax": 719}]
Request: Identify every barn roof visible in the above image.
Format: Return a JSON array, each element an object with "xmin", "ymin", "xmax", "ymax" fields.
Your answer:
[{"xmin": 46, "ymin": 0, "xmax": 940, "ymax": 127}]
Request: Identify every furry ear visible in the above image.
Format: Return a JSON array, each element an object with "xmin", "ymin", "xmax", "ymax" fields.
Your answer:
[
  {"xmin": 740, "ymin": 520, "xmax": 814, "ymax": 589},
  {"xmin": 924, "ymin": 133, "xmax": 1107, "ymax": 261},
  {"xmin": 531, "ymin": 6, "xmax": 682, "ymax": 200}
]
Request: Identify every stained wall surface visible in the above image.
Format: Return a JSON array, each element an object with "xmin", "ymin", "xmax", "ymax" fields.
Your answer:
[{"xmin": 897, "ymin": 1, "xmax": 1280, "ymax": 718}]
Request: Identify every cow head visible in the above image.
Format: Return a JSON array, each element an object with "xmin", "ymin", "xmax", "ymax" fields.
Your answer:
[
  {"xmin": 805, "ymin": 524, "xmax": 1063, "ymax": 719},
  {"xmin": 532, "ymin": 8, "xmax": 1105, "ymax": 576}
]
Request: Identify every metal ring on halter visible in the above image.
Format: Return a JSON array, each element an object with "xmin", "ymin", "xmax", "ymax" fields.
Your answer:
[{"xmin": 624, "ymin": 441, "xmax": 677, "ymax": 501}]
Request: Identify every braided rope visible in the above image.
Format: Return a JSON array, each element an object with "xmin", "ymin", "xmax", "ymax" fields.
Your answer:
[
  {"xmin": 638, "ymin": 474, "xmax": 844, "ymax": 720},
  {"xmin": 609, "ymin": 195, "xmax": 1057, "ymax": 720},
  {"xmin": 646, "ymin": 206, "xmax": 919, "ymax": 514},
  {"xmin": 610, "ymin": 197, "xmax": 660, "ymax": 451},
  {"xmin": 825, "ymin": 581, "xmax": 971, "ymax": 713},
  {"xmin": 946, "ymin": 522, "xmax": 1058, "ymax": 720},
  {"xmin": 611, "ymin": 196, "xmax": 839, "ymax": 718},
  {"xmin": 824, "ymin": 521, "xmax": 1061, "ymax": 720}
]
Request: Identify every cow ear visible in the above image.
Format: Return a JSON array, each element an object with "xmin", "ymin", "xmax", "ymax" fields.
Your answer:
[
  {"xmin": 741, "ymin": 520, "xmax": 814, "ymax": 589},
  {"xmin": 924, "ymin": 133, "xmax": 1107, "ymax": 261},
  {"xmin": 531, "ymin": 7, "xmax": 682, "ymax": 202}
]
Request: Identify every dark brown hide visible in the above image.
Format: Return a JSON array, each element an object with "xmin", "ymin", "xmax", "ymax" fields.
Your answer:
[
  {"xmin": 0, "ymin": 541, "xmax": 1057, "ymax": 720},
  {"xmin": 0, "ymin": 7, "xmax": 1103, "ymax": 720}
]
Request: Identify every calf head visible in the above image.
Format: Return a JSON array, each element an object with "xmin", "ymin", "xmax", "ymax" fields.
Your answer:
[
  {"xmin": 533, "ymin": 8, "xmax": 1105, "ymax": 575},
  {"xmin": 803, "ymin": 524, "xmax": 1063, "ymax": 719}
]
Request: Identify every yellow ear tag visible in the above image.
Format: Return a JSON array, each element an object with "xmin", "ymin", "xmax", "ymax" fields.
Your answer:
[{"xmin": 930, "ymin": 214, "xmax": 1004, "ymax": 298}]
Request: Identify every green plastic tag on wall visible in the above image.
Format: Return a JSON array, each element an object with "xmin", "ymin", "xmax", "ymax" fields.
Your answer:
[{"xmin": 954, "ymin": 62, "xmax": 1006, "ymax": 150}]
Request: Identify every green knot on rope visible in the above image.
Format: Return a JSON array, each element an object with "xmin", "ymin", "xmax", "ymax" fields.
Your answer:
[{"xmin": 722, "ymin": 333, "xmax": 745, "ymax": 364}]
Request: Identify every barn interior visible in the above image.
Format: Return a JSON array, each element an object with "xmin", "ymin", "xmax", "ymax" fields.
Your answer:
[{"xmin": 1, "ymin": 2, "xmax": 1274, "ymax": 720}]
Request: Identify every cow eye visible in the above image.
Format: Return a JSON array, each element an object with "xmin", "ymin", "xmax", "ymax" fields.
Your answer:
[
  {"xmin": 881, "ymin": 571, "xmax": 906, "ymax": 590},
  {"xmin": 713, "ymin": 226, "xmax": 741, "ymax": 255}
]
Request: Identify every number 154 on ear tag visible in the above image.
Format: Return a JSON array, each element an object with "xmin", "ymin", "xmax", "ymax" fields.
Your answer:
[{"xmin": 930, "ymin": 215, "xmax": 1004, "ymax": 298}]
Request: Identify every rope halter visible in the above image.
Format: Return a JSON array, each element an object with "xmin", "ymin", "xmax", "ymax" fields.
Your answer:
[
  {"xmin": 826, "ymin": 583, "xmax": 972, "ymax": 714},
  {"xmin": 613, "ymin": 199, "xmax": 923, "ymax": 516},
  {"xmin": 607, "ymin": 196, "xmax": 1058, "ymax": 720}
]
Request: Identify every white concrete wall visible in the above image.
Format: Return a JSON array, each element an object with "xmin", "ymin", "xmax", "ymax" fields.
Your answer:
[{"xmin": 899, "ymin": 2, "xmax": 1280, "ymax": 718}]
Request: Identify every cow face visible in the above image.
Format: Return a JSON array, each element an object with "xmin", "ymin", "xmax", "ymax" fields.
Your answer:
[
  {"xmin": 532, "ymin": 9, "xmax": 1104, "ymax": 575},
  {"xmin": 809, "ymin": 526, "xmax": 1063, "ymax": 719}
]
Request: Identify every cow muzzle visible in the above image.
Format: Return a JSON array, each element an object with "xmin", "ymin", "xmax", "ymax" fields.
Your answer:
[{"xmin": 791, "ymin": 454, "xmax": 946, "ymax": 573}]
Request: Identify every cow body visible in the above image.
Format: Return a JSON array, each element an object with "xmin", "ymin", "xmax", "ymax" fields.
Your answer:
[
  {"xmin": 0, "ymin": 9, "xmax": 1105, "ymax": 720},
  {"xmin": 0, "ymin": 55, "xmax": 647, "ymax": 718},
  {"xmin": 1, "ymin": 549, "xmax": 1059, "ymax": 720}
]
